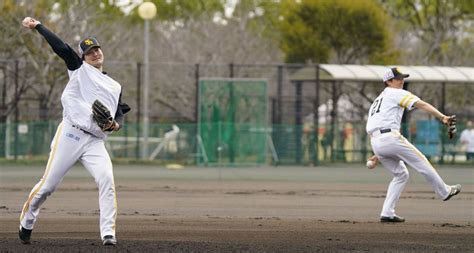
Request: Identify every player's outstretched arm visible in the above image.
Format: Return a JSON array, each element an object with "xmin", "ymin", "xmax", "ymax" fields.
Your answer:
[
  {"xmin": 22, "ymin": 17, "xmax": 82, "ymax": 70},
  {"xmin": 414, "ymin": 100, "xmax": 448, "ymax": 122},
  {"xmin": 415, "ymin": 99, "xmax": 457, "ymax": 138}
]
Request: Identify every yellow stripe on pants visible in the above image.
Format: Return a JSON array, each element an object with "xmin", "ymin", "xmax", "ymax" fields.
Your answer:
[
  {"xmin": 397, "ymin": 134, "xmax": 436, "ymax": 171},
  {"xmin": 20, "ymin": 123, "xmax": 63, "ymax": 221}
]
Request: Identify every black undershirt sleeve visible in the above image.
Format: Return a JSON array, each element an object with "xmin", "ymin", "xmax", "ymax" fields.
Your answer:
[
  {"xmin": 35, "ymin": 24, "xmax": 83, "ymax": 71},
  {"xmin": 35, "ymin": 24, "xmax": 131, "ymax": 130},
  {"xmin": 114, "ymin": 91, "xmax": 131, "ymax": 129}
]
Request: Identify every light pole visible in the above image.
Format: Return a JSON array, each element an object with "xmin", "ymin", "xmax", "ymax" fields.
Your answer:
[{"xmin": 138, "ymin": 2, "xmax": 157, "ymax": 159}]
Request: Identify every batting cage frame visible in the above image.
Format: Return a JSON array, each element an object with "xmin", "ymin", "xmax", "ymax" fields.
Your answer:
[{"xmin": 197, "ymin": 78, "xmax": 275, "ymax": 166}]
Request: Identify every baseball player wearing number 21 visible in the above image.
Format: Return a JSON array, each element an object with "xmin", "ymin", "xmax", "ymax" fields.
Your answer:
[
  {"xmin": 19, "ymin": 17, "xmax": 130, "ymax": 246},
  {"xmin": 366, "ymin": 67, "xmax": 461, "ymax": 223}
]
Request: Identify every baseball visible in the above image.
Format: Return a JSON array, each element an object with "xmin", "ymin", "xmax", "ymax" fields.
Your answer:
[
  {"xmin": 22, "ymin": 17, "xmax": 39, "ymax": 29},
  {"xmin": 22, "ymin": 17, "xmax": 31, "ymax": 26},
  {"xmin": 366, "ymin": 160, "xmax": 375, "ymax": 169}
]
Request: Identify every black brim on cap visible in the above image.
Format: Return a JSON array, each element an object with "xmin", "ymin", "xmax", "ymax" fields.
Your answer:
[
  {"xmin": 395, "ymin": 74, "xmax": 409, "ymax": 79},
  {"xmin": 83, "ymin": 45, "xmax": 100, "ymax": 55}
]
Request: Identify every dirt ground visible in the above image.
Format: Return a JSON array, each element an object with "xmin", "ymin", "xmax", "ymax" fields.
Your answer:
[{"xmin": 0, "ymin": 164, "xmax": 473, "ymax": 252}]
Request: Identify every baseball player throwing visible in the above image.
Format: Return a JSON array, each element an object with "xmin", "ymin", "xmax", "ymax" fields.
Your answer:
[
  {"xmin": 366, "ymin": 67, "xmax": 461, "ymax": 223},
  {"xmin": 19, "ymin": 17, "xmax": 130, "ymax": 245}
]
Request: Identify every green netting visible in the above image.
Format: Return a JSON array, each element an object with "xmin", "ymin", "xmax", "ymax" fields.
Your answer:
[
  {"xmin": 0, "ymin": 121, "xmax": 58, "ymax": 159},
  {"xmin": 198, "ymin": 78, "xmax": 268, "ymax": 166},
  {"xmin": 0, "ymin": 121, "xmax": 470, "ymax": 165}
]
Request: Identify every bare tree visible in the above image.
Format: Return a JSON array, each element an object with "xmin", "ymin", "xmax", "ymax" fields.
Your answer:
[
  {"xmin": 140, "ymin": 16, "xmax": 282, "ymax": 121},
  {"xmin": 382, "ymin": 0, "xmax": 474, "ymax": 65}
]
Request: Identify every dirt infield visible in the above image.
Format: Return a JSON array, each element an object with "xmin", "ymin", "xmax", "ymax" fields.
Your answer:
[{"xmin": 1, "ymin": 164, "xmax": 473, "ymax": 252}]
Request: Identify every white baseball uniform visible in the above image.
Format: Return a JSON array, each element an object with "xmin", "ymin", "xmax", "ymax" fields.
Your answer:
[
  {"xmin": 20, "ymin": 24, "xmax": 129, "ymax": 240},
  {"xmin": 366, "ymin": 87, "xmax": 451, "ymax": 218},
  {"xmin": 460, "ymin": 128, "xmax": 474, "ymax": 156}
]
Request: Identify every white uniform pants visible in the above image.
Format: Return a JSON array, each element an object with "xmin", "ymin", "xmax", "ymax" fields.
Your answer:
[
  {"xmin": 20, "ymin": 122, "xmax": 117, "ymax": 239},
  {"xmin": 370, "ymin": 131, "xmax": 450, "ymax": 217}
]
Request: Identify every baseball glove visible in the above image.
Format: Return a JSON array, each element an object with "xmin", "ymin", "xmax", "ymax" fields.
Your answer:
[
  {"xmin": 445, "ymin": 115, "xmax": 456, "ymax": 139},
  {"xmin": 92, "ymin": 100, "xmax": 116, "ymax": 132}
]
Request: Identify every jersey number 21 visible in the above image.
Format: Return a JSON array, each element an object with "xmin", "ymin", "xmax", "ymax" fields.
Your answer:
[{"xmin": 370, "ymin": 98, "xmax": 383, "ymax": 116}]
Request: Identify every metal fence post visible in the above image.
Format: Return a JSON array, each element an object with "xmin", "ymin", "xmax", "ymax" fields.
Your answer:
[
  {"xmin": 195, "ymin": 63, "xmax": 200, "ymax": 165},
  {"xmin": 440, "ymin": 82, "xmax": 446, "ymax": 164},
  {"xmin": 295, "ymin": 81, "xmax": 303, "ymax": 164},
  {"xmin": 136, "ymin": 62, "xmax": 142, "ymax": 159},
  {"xmin": 330, "ymin": 81, "xmax": 337, "ymax": 162},
  {"xmin": 229, "ymin": 62, "xmax": 234, "ymax": 78},
  {"xmin": 277, "ymin": 65, "xmax": 283, "ymax": 124},
  {"xmin": 313, "ymin": 65, "xmax": 320, "ymax": 166},
  {"xmin": 14, "ymin": 60, "xmax": 19, "ymax": 160}
]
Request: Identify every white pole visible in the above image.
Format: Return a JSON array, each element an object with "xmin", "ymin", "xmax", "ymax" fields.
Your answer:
[
  {"xmin": 143, "ymin": 19, "xmax": 150, "ymax": 158},
  {"xmin": 138, "ymin": 1, "xmax": 157, "ymax": 159}
]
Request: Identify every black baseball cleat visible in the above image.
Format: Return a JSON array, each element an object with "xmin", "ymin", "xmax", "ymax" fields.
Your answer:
[
  {"xmin": 444, "ymin": 184, "xmax": 462, "ymax": 201},
  {"xmin": 102, "ymin": 235, "xmax": 117, "ymax": 246},
  {"xmin": 19, "ymin": 226, "xmax": 32, "ymax": 244},
  {"xmin": 380, "ymin": 215, "xmax": 405, "ymax": 223}
]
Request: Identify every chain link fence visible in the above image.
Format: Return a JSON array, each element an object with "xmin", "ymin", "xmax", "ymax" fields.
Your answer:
[
  {"xmin": 1, "ymin": 121, "xmax": 472, "ymax": 165},
  {"xmin": 1, "ymin": 59, "xmax": 473, "ymax": 165}
]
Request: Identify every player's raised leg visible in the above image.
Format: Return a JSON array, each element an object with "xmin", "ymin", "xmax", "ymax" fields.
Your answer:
[{"xmin": 395, "ymin": 135, "xmax": 455, "ymax": 200}]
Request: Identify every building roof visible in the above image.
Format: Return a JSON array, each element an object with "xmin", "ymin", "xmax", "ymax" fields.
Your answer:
[{"xmin": 290, "ymin": 64, "xmax": 474, "ymax": 83}]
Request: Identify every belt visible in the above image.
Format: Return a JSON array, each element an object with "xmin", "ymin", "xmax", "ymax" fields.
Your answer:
[
  {"xmin": 370, "ymin": 128, "xmax": 392, "ymax": 138},
  {"xmin": 72, "ymin": 125, "xmax": 93, "ymax": 135}
]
